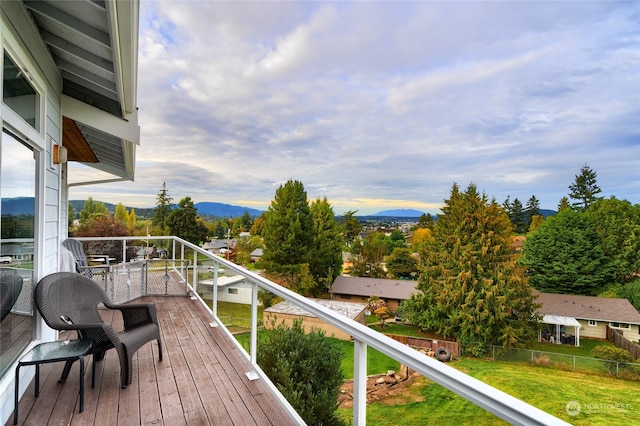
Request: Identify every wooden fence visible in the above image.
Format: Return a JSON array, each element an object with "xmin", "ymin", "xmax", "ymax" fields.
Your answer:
[
  {"xmin": 385, "ymin": 333, "xmax": 459, "ymax": 356},
  {"xmin": 606, "ymin": 326, "xmax": 640, "ymax": 360}
]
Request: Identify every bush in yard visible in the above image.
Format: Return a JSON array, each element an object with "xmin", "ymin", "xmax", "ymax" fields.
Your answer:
[
  {"xmin": 258, "ymin": 318, "xmax": 346, "ymax": 426},
  {"xmin": 592, "ymin": 346, "xmax": 634, "ymax": 374}
]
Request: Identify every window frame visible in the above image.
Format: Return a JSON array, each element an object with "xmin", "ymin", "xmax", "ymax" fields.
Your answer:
[{"xmin": 609, "ymin": 322, "xmax": 631, "ymax": 330}]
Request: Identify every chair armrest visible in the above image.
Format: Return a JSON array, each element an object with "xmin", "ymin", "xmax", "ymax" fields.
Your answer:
[{"xmin": 108, "ymin": 303, "xmax": 159, "ymax": 329}]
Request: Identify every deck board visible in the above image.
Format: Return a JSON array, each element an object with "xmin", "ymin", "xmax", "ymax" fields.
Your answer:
[{"xmin": 7, "ymin": 295, "xmax": 299, "ymax": 426}]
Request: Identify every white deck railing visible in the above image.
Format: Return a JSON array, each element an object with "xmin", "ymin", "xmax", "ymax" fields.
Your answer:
[{"xmin": 73, "ymin": 236, "xmax": 569, "ymax": 426}]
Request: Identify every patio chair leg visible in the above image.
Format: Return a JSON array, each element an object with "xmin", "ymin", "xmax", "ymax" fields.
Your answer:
[
  {"xmin": 58, "ymin": 359, "xmax": 74, "ymax": 383},
  {"xmin": 157, "ymin": 339, "xmax": 163, "ymax": 361}
]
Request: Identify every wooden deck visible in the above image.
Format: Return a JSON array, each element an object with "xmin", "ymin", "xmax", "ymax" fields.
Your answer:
[{"xmin": 8, "ymin": 295, "xmax": 299, "ymax": 426}]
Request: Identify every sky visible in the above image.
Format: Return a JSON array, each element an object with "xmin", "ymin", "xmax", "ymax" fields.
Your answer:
[{"xmin": 69, "ymin": 1, "xmax": 640, "ymax": 216}]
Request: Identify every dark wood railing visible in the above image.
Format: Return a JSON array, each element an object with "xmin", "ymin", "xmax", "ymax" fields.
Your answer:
[
  {"xmin": 384, "ymin": 333, "xmax": 459, "ymax": 356},
  {"xmin": 606, "ymin": 326, "xmax": 640, "ymax": 360}
]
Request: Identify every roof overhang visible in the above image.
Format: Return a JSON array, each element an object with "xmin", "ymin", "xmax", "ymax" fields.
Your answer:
[
  {"xmin": 541, "ymin": 315, "xmax": 582, "ymax": 328},
  {"xmin": 24, "ymin": 0, "xmax": 140, "ymax": 181}
]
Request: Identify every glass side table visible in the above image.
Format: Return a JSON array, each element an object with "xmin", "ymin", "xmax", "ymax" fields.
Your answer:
[{"xmin": 14, "ymin": 338, "xmax": 95, "ymax": 425}]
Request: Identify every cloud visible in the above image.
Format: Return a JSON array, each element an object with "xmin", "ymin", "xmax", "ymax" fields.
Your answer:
[{"xmin": 69, "ymin": 1, "xmax": 640, "ymax": 215}]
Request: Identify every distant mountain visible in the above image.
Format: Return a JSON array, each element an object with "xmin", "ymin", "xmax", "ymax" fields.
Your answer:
[
  {"xmin": 540, "ymin": 209, "xmax": 556, "ymax": 218},
  {"xmin": 195, "ymin": 202, "xmax": 263, "ymax": 218},
  {"xmin": 371, "ymin": 209, "xmax": 425, "ymax": 217}
]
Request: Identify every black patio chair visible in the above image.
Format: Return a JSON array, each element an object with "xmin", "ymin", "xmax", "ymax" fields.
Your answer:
[
  {"xmin": 35, "ymin": 272, "xmax": 163, "ymax": 388},
  {"xmin": 0, "ymin": 269, "xmax": 23, "ymax": 322}
]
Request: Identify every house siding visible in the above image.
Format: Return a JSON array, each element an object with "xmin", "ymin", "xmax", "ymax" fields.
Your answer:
[
  {"xmin": 263, "ymin": 312, "xmax": 367, "ymax": 341},
  {"xmin": 578, "ymin": 320, "xmax": 608, "ymax": 340},
  {"xmin": 1, "ymin": 3, "xmax": 63, "ymax": 422}
]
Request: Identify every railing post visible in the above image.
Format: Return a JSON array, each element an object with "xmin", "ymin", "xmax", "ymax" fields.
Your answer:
[
  {"xmin": 246, "ymin": 280, "xmax": 259, "ymax": 381},
  {"xmin": 210, "ymin": 264, "xmax": 219, "ymax": 327},
  {"xmin": 180, "ymin": 244, "xmax": 185, "ymax": 278},
  {"xmin": 192, "ymin": 250, "xmax": 198, "ymax": 294},
  {"xmin": 353, "ymin": 339, "xmax": 367, "ymax": 426}
]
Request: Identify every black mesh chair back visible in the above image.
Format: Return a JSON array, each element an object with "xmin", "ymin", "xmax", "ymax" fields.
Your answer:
[{"xmin": 0, "ymin": 269, "xmax": 23, "ymax": 322}]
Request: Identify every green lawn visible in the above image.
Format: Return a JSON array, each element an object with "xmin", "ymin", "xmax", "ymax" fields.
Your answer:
[
  {"xmin": 203, "ymin": 301, "xmax": 263, "ymax": 332},
  {"xmin": 530, "ymin": 337, "xmax": 614, "ymax": 357},
  {"xmin": 339, "ymin": 357, "xmax": 640, "ymax": 426},
  {"xmin": 233, "ymin": 326, "xmax": 638, "ymax": 425}
]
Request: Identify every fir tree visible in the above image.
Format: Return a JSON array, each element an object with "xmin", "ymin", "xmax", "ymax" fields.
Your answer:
[{"xmin": 405, "ymin": 183, "xmax": 540, "ymax": 355}]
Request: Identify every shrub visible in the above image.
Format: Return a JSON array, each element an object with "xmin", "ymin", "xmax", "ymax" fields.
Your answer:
[
  {"xmin": 533, "ymin": 355, "xmax": 552, "ymax": 367},
  {"xmin": 592, "ymin": 346, "xmax": 634, "ymax": 374},
  {"xmin": 257, "ymin": 318, "xmax": 346, "ymax": 426}
]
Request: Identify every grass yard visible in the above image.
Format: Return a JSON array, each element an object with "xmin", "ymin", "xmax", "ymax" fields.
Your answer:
[
  {"xmin": 530, "ymin": 337, "xmax": 614, "ymax": 357},
  {"xmin": 339, "ymin": 357, "xmax": 640, "ymax": 425},
  {"xmin": 203, "ymin": 300, "xmax": 263, "ymax": 332},
  {"xmin": 233, "ymin": 324, "xmax": 638, "ymax": 425}
]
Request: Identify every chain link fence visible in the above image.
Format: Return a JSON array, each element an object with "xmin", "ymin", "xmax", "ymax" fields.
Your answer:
[{"xmin": 485, "ymin": 345, "xmax": 640, "ymax": 380}]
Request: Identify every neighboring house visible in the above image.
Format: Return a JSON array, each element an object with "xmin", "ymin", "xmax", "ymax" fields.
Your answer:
[
  {"xmin": 511, "ymin": 235, "xmax": 525, "ymax": 253},
  {"xmin": 330, "ymin": 275, "xmax": 419, "ymax": 312},
  {"xmin": 341, "ymin": 252, "xmax": 355, "ymax": 273},
  {"xmin": 1, "ymin": 1, "xmax": 140, "ymax": 422},
  {"xmin": 202, "ymin": 238, "xmax": 236, "ymax": 255},
  {"xmin": 535, "ymin": 291, "xmax": 640, "ymax": 345},
  {"xmin": 249, "ymin": 248, "xmax": 263, "ymax": 263},
  {"xmin": 263, "ymin": 299, "xmax": 367, "ymax": 341},
  {"xmin": 199, "ymin": 275, "xmax": 256, "ymax": 305}
]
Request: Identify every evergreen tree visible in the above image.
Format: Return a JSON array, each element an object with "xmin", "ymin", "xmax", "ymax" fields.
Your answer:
[
  {"xmin": 586, "ymin": 197, "xmax": 640, "ymax": 284},
  {"xmin": 68, "ymin": 202, "xmax": 75, "ymax": 230},
  {"xmin": 166, "ymin": 197, "xmax": 207, "ymax": 244},
  {"xmin": 519, "ymin": 208, "xmax": 613, "ymax": 295},
  {"xmin": 262, "ymin": 180, "xmax": 314, "ymax": 292},
  {"xmin": 568, "ymin": 164, "xmax": 602, "ymax": 212},
  {"xmin": 405, "ymin": 183, "xmax": 540, "ymax": 355},
  {"xmin": 258, "ymin": 319, "xmax": 346, "ymax": 426},
  {"xmin": 340, "ymin": 210, "xmax": 362, "ymax": 245},
  {"xmin": 525, "ymin": 195, "xmax": 541, "ymax": 228},
  {"xmin": 510, "ymin": 198, "xmax": 526, "ymax": 233},
  {"xmin": 308, "ymin": 197, "xmax": 343, "ymax": 295},
  {"xmin": 152, "ymin": 182, "xmax": 173, "ymax": 234},
  {"xmin": 236, "ymin": 211, "xmax": 253, "ymax": 233},
  {"xmin": 417, "ymin": 213, "xmax": 435, "ymax": 229},
  {"xmin": 557, "ymin": 196, "xmax": 570, "ymax": 212}
]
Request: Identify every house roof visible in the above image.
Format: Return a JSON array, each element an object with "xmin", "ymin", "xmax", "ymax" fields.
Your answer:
[
  {"xmin": 534, "ymin": 291, "xmax": 640, "ymax": 325},
  {"xmin": 330, "ymin": 276, "xmax": 419, "ymax": 300},
  {"xmin": 199, "ymin": 276, "xmax": 246, "ymax": 287},
  {"xmin": 265, "ymin": 298, "xmax": 366, "ymax": 321}
]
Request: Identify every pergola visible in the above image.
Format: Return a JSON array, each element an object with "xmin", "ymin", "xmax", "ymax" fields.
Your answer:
[{"xmin": 540, "ymin": 315, "xmax": 582, "ymax": 346}]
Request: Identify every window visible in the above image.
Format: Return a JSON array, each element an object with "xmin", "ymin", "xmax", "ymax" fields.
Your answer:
[
  {"xmin": 610, "ymin": 322, "xmax": 630, "ymax": 330},
  {"xmin": 588, "ymin": 320, "xmax": 597, "ymax": 327},
  {"xmin": 0, "ymin": 129, "xmax": 36, "ymax": 378},
  {"xmin": 228, "ymin": 288, "xmax": 238, "ymax": 295},
  {"xmin": 3, "ymin": 52, "xmax": 40, "ymax": 131}
]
